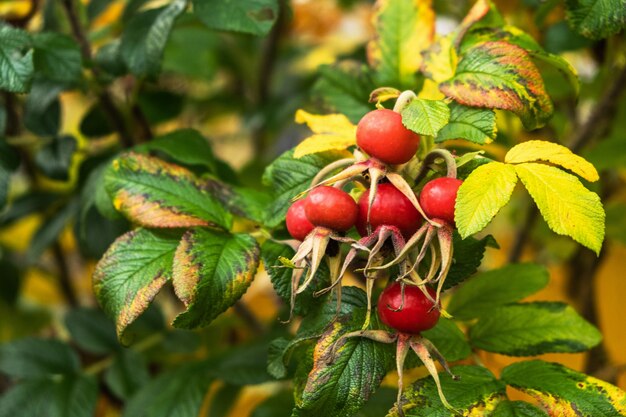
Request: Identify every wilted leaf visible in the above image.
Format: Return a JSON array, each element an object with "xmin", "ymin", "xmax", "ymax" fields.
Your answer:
[
  {"xmin": 105, "ymin": 152, "xmax": 232, "ymax": 229},
  {"xmin": 440, "ymin": 41, "xmax": 553, "ymax": 130},
  {"xmin": 93, "ymin": 228, "xmax": 181, "ymax": 337},
  {"xmin": 421, "ymin": 34, "xmax": 457, "ymax": 83},
  {"xmin": 172, "ymin": 228, "xmax": 259, "ymax": 329}
]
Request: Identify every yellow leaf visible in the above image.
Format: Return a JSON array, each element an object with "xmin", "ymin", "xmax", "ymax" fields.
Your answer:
[
  {"xmin": 505, "ymin": 140, "xmax": 599, "ymax": 182},
  {"xmin": 422, "ymin": 34, "xmax": 457, "ymax": 83},
  {"xmin": 293, "ymin": 110, "xmax": 356, "ymax": 158},
  {"xmin": 456, "ymin": 162, "xmax": 518, "ymax": 238},
  {"xmin": 367, "ymin": 0, "xmax": 435, "ymax": 86},
  {"xmin": 515, "ymin": 163, "xmax": 604, "ymax": 255}
]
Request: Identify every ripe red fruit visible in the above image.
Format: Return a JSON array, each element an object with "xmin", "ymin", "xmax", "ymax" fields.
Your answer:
[
  {"xmin": 356, "ymin": 183, "xmax": 422, "ymax": 238},
  {"xmin": 286, "ymin": 199, "xmax": 315, "ymax": 241},
  {"xmin": 377, "ymin": 283, "xmax": 440, "ymax": 334},
  {"xmin": 418, "ymin": 177, "xmax": 463, "ymax": 225},
  {"xmin": 356, "ymin": 109, "xmax": 420, "ymax": 165},
  {"xmin": 305, "ymin": 186, "xmax": 358, "ymax": 232}
]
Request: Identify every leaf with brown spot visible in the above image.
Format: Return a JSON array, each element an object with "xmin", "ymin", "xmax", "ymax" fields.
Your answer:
[
  {"xmin": 502, "ymin": 360, "xmax": 626, "ymax": 417},
  {"xmin": 104, "ymin": 152, "xmax": 232, "ymax": 229},
  {"xmin": 93, "ymin": 228, "xmax": 182, "ymax": 338},
  {"xmin": 440, "ymin": 41, "xmax": 553, "ymax": 130},
  {"xmin": 172, "ymin": 228, "xmax": 260, "ymax": 329}
]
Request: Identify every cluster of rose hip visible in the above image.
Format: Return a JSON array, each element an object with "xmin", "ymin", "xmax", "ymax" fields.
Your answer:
[{"xmin": 282, "ymin": 102, "xmax": 465, "ymax": 415}]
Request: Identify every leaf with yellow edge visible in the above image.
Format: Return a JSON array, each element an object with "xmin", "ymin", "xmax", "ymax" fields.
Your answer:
[
  {"xmin": 456, "ymin": 162, "xmax": 518, "ymax": 238},
  {"xmin": 369, "ymin": 87, "xmax": 401, "ymax": 104},
  {"xmin": 515, "ymin": 163, "xmax": 604, "ymax": 254},
  {"xmin": 367, "ymin": 0, "xmax": 435, "ymax": 87},
  {"xmin": 502, "ymin": 360, "xmax": 626, "ymax": 417},
  {"xmin": 293, "ymin": 110, "xmax": 356, "ymax": 158},
  {"xmin": 505, "ymin": 140, "xmax": 599, "ymax": 182},
  {"xmin": 421, "ymin": 34, "xmax": 457, "ymax": 83}
]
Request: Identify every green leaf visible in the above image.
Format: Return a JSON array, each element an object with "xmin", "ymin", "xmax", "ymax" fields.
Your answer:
[
  {"xmin": 94, "ymin": 40, "xmax": 127, "ymax": 77},
  {"xmin": 261, "ymin": 240, "xmax": 330, "ymax": 317},
  {"xmin": 605, "ymin": 202, "xmax": 626, "ymax": 245},
  {"xmin": 469, "ymin": 302, "xmax": 602, "ymax": 356},
  {"xmin": 585, "ymin": 135, "xmax": 626, "ymax": 172},
  {"xmin": 440, "ymin": 41, "xmax": 553, "ymax": 130},
  {"xmin": 0, "ymin": 338, "xmax": 79, "ymax": 378},
  {"xmin": 389, "ymin": 365, "xmax": 507, "ymax": 416},
  {"xmin": 93, "ymin": 228, "xmax": 181, "ymax": 337},
  {"xmin": 400, "ymin": 99, "xmax": 450, "ymax": 137},
  {"xmin": 502, "ymin": 360, "xmax": 626, "ymax": 416},
  {"xmin": 262, "ymin": 149, "xmax": 343, "ymax": 228},
  {"xmin": 136, "ymin": 128, "xmax": 219, "ymax": 173},
  {"xmin": 122, "ymin": 362, "xmax": 214, "ymax": 417},
  {"xmin": 104, "ymin": 349, "xmax": 150, "ymax": 401},
  {"xmin": 293, "ymin": 315, "xmax": 394, "ymax": 417},
  {"xmin": 492, "ymin": 400, "xmax": 549, "ymax": 417},
  {"xmin": 456, "ymin": 162, "xmax": 518, "ymax": 238},
  {"xmin": 0, "ymin": 24, "xmax": 33, "ymax": 93},
  {"xmin": 105, "ymin": 152, "xmax": 232, "ymax": 229},
  {"xmin": 448, "ymin": 263, "xmax": 549, "ymax": 320},
  {"xmin": 207, "ymin": 342, "xmax": 272, "ymax": 385},
  {"xmin": 27, "ymin": 199, "xmax": 80, "ymax": 263},
  {"xmin": 421, "ymin": 318, "xmax": 471, "ymax": 362},
  {"xmin": 442, "ymin": 233, "xmax": 498, "ymax": 290},
  {"xmin": 34, "ymin": 135, "xmax": 77, "ymax": 181},
  {"xmin": 65, "ymin": 307, "xmax": 119, "ymax": 355},
  {"xmin": 0, "ymin": 140, "xmax": 19, "ymax": 210},
  {"xmin": 23, "ymin": 79, "xmax": 62, "ymax": 137},
  {"xmin": 172, "ymin": 228, "xmax": 259, "ymax": 329},
  {"xmin": 565, "ymin": 0, "xmax": 626, "ymax": 40},
  {"xmin": 0, "ymin": 375, "xmax": 98, "ymax": 417},
  {"xmin": 163, "ymin": 17, "xmax": 219, "ymax": 79},
  {"xmin": 120, "ymin": 0, "xmax": 186, "ymax": 77},
  {"xmin": 367, "ymin": 0, "xmax": 434, "ymax": 87},
  {"xmin": 251, "ymin": 390, "xmax": 294, "ymax": 417},
  {"xmin": 312, "ymin": 62, "xmax": 376, "ymax": 123},
  {"xmin": 32, "ymin": 32, "xmax": 82, "ymax": 83},
  {"xmin": 192, "ymin": 0, "xmax": 279, "ymax": 36},
  {"xmin": 435, "ymin": 103, "xmax": 496, "ymax": 144},
  {"xmin": 137, "ymin": 90, "xmax": 184, "ymax": 125},
  {"xmin": 515, "ymin": 162, "xmax": 605, "ymax": 254}
]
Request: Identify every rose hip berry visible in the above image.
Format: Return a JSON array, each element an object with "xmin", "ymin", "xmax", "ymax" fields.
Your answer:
[
  {"xmin": 305, "ymin": 186, "xmax": 358, "ymax": 232},
  {"xmin": 356, "ymin": 183, "xmax": 422, "ymax": 238},
  {"xmin": 356, "ymin": 109, "xmax": 420, "ymax": 165},
  {"xmin": 377, "ymin": 283, "xmax": 440, "ymax": 334},
  {"xmin": 286, "ymin": 199, "xmax": 315, "ymax": 241},
  {"xmin": 419, "ymin": 177, "xmax": 463, "ymax": 226}
]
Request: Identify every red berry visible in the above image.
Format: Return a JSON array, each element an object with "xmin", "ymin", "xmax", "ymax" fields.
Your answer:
[
  {"xmin": 356, "ymin": 109, "xmax": 420, "ymax": 165},
  {"xmin": 305, "ymin": 186, "xmax": 358, "ymax": 232},
  {"xmin": 356, "ymin": 183, "xmax": 422, "ymax": 239},
  {"xmin": 419, "ymin": 177, "xmax": 463, "ymax": 226},
  {"xmin": 286, "ymin": 199, "xmax": 315, "ymax": 241},
  {"xmin": 377, "ymin": 283, "xmax": 440, "ymax": 334}
]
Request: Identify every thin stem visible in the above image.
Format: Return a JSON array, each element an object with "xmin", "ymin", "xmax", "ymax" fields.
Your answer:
[
  {"xmin": 51, "ymin": 242, "xmax": 78, "ymax": 307},
  {"xmin": 60, "ymin": 0, "xmax": 135, "ymax": 148}
]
